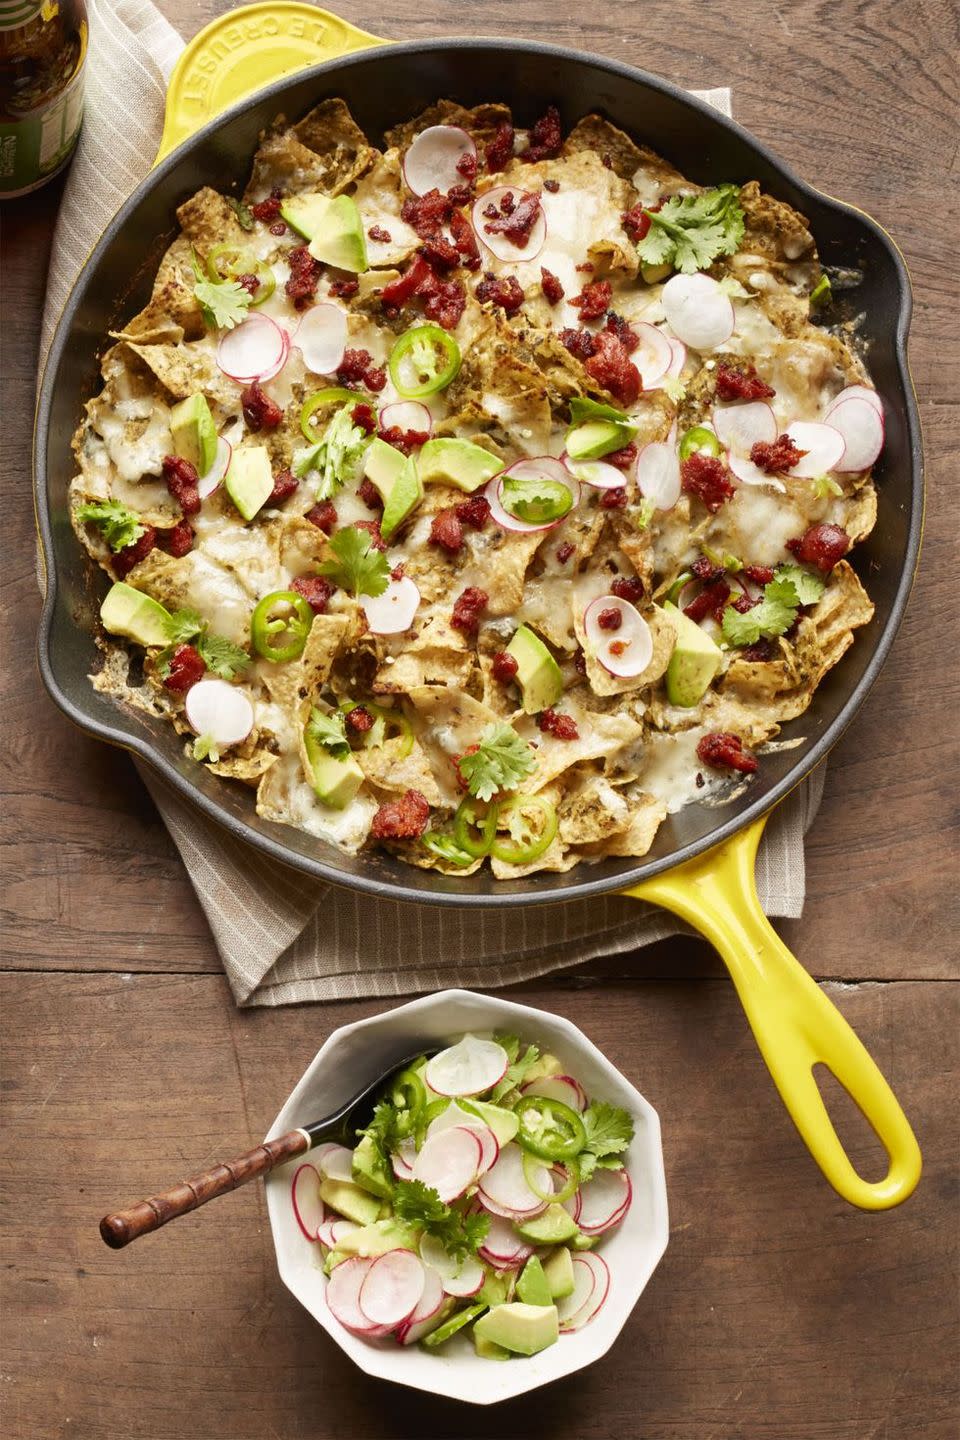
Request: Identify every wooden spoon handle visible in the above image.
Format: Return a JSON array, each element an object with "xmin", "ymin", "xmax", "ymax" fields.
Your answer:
[{"xmin": 99, "ymin": 1129, "xmax": 310, "ymax": 1248}]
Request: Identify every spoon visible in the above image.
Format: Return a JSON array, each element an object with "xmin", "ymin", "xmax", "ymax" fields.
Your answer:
[{"xmin": 99, "ymin": 1048, "xmax": 432, "ymax": 1249}]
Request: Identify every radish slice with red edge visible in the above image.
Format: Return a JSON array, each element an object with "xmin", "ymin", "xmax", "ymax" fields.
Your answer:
[
  {"xmin": 635, "ymin": 441, "xmax": 681, "ymax": 511},
  {"xmin": 185, "ymin": 679, "xmax": 254, "ymax": 748},
  {"xmin": 824, "ymin": 384, "xmax": 883, "ymax": 420},
  {"xmin": 577, "ymin": 1166, "xmax": 632, "ymax": 1234},
  {"xmin": 217, "ymin": 312, "xmax": 288, "ymax": 383},
  {"xmin": 426, "ymin": 1101, "xmax": 475, "ymax": 1138},
  {"xmin": 472, "ymin": 185, "xmax": 547, "ymax": 263},
  {"xmin": 477, "ymin": 1211, "xmax": 535, "ymax": 1268},
  {"xmin": 558, "ymin": 1252, "xmax": 610, "ymax": 1331},
  {"xmin": 661, "ymin": 272, "xmax": 734, "ymax": 350},
  {"xmin": 412, "ymin": 1126, "xmax": 482, "ymax": 1202},
  {"xmin": 318, "ymin": 1144, "xmax": 354, "ymax": 1183},
  {"xmin": 425, "ymin": 1035, "xmax": 509, "ymax": 1097},
  {"xmin": 784, "ymin": 420, "xmax": 845, "ymax": 477},
  {"xmin": 317, "ymin": 1215, "xmax": 357, "ymax": 1248},
  {"xmin": 291, "ymin": 1163, "xmax": 324, "ymax": 1242},
  {"xmin": 479, "ymin": 1143, "xmax": 552, "ymax": 1215},
  {"xmin": 666, "ymin": 337, "xmax": 687, "ymax": 378},
  {"xmin": 326, "ymin": 1255, "xmax": 391, "ymax": 1335},
  {"xmin": 728, "ymin": 450, "xmax": 786, "ymax": 493},
  {"xmin": 379, "ymin": 400, "xmax": 432, "ymax": 435},
  {"xmin": 465, "ymin": 1123, "xmax": 499, "ymax": 1177},
  {"xmin": 821, "ymin": 396, "xmax": 884, "ymax": 472},
  {"xmin": 294, "ymin": 303, "xmax": 347, "ymax": 375},
  {"xmin": 632, "ymin": 322, "xmax": 673, "ymax": 388},
  {"xmin": 358, "ymin": 1249, "xmax": 425, "ymax": 1329},
  {"xmin": 487, "ymin": 458, "xmax": 580, "ymax": 534},
  {"xmin": 521, "ymin": 1074, "xmax": 587, "ymax": 1111},
  {"xmin": 360, "ymin": 575, "xmax": 421, "ymax": 635},
  {"xmin": 712, "ymin": 401, "xmax": 777, "ymax": 455},
  {"xmin": 583, "ymin": 595, "xmax": 654, "ymax": 679},
  {"xmin": 197, "ymin": 436, "xmax": 231, "ymax": 499},
  {"xmin": 563, "ymin": 455, "xmax": 629, "ymax": 491},
  {"xmin": 556, "ymin": 1256, "xmax": 596, "ymax": 1329},
  {"xmin": 397, "ymin": 1264, "xmax": 445, "ymax": 1344},
  {"xmin": 403, "ymin": 125, "xmax": 477, "ymax": 197},
  {"xmin": 391, "ymin": 1137, "xmax": 417, "ymax": 1179}
]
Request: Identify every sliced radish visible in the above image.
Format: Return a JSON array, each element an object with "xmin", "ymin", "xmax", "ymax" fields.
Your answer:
[
  {"xmin": 358, "ymin": 1249, "xmax": 425, "ymax": 1329},
  {"xmin": 379, "ymin": 400, "xmax": 432, "ymax": 435},
  {"xmin": 291, "ymin": 1163, "xmax": 324, "ymax": 1242},
  {"xmin": 577, "ymin": 1167, "xmax": 632, "ymax": 1234},
  {"xmin": 426, "ymin": 1101, "xmax": 474, "ymax": 1138},
  {"xmin": 785, "ymin": 420, "xmax": 846, "ymax": 477},
  {"xmin": 185, "ymin": 679, "xmax": 254, "ymax": 749},
  {"xmin": 412, "ymin": 1126, "xmax": 482, "ymax": 1203},
  {"xmin": 556, "ymin": 1256, "xmax": 596, "ymax": 1329},
  {"xmin": 521, "ymin": 1074, "xmax": 587, "ymax": 1111},
  {"xmin": 477, "ymin": 1211, "xmax": 535, "ymax": 1269},
  {"xmin": 479, "ymin": 1143, "xmax": 551, "ymax": 1216},
  {"xmin": 472, "ymin": 185, "xmax": 547, "ymax": 263},
  {"xmin": 293, "ymin": 303, "xmax": 347, "ymax": 376},
  {"xmin": 562, "ymin": 455, "xmax": 628, "ymax": 491},
  {"xmin": 391, "ymin": 1136, "xmax": 417, "ymax": 1179},
  {"xmin": 397, "ymin": 1265, "xmax": 445, "ymax": 1344},
  {"xmin": 666, "ymin": 337, "xmax": 687, "ymax": 377},
  {"xmin": 632, "ymin": 322, "xmax": 673, "ymax": 388},
  {"xmin": 728, "ymin": 450, "xmax": 786, "ymax": 493},
  {"xmin": 197, "ymin": 436, "xmax": 231, "ymax": 499},
  {"xmin": 360, "ymin": 575, "xmax": 421, "ymax": 635},
  {"xmin": 824, "ymin": 384, "xmax": 883, "ymax": 420},
  {"xmin": 635, "ymin": 441, "xmax": 681, "ymax": 511},
  {"xmin": 404, "ymin": 125, "xmax": 476, "ymax": 197},
  {"xmin": 425, "ymin": 1035, "xmax": 509, "ymax": 1097},
  {"xmin": 559, "ymin": 1253, "xmax": 610, "ymax": 1331},
  {"xmin": 822, "ymin": 396, "xmax": 884, "ymax": 472},
  {"xmin": 661, "ymin": 272, "xmax": 734, "ymax": 351},
  {"xmin": 326, "ymin": 1255, "xmax": 391, "ymax": 1335},
  {"xmin": 712, "ymin": 400, "xmax": 777, "ymax": 455},
  {"xmin": 217, "ymin": 312, "xmax": 288, "ymax": 383},
  {"xmin": 318, "ymin": 1144, "xmax": 355, "ymax": 1183},
  {"xmin": 317, "ymin": 1215, "xmax": 357, "ymax": 1248},
  {"xmin": 583, "ymin": 595, "xmax": 654, "ymax": 679}
]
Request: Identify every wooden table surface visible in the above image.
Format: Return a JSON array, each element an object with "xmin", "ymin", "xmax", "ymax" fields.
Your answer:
[{"xmin": 2, "ymin": 1, "xmax": 958, "ymax": 1435}]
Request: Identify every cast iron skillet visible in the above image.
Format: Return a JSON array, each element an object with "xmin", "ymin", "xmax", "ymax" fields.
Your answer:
[{"xmin": 34, "ymin": 12, "xmax": 923, "ymax": 1209}]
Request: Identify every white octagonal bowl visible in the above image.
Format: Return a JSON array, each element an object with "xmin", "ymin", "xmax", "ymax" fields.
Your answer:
[{"xmin": 264, "ymin": 988, "xmax": 669, "ymax": 1404}]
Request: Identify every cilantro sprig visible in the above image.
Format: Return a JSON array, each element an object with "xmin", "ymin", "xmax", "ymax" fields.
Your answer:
[
  {"xmin": 490, "ymin": 1036, "xmax": 541, "ymax": 1102},
  {"xmin": 74, "ymin": 499, "xmax": 146, "ymax": 553},
  {"xmin": 162, "ymin": 608, "xmax": 250, "ymax": 680},
  {"xmin": 457, "ymin": 723, "xmax": 537, "ymax": 803},
  {"xmin": 635, "ymin": 184, "xmax": 745, "ymax": 275},
  {"xmin": 190, "ymin": 246, "xmax": 252, "ymax": 330},
  {"xmin": 393, "ymin": 1180, "xmax": 490, "ymax": 1263},
  {"xmin": 295, "ymin": 404, "xmax": 371, "ymax": 502},
  {"xmin": 318, "ymin": 525, "xmax": 391, "ymax": 599},
  {"xmin": 578, "ymin": 1101, "xmax": 635, "ymax": 1184},
  {"xmin": 306, "ymin": 707, "xmax": 350, "ymax": 760},
  {"xmin": 721, "ymin": 567, "xmax": 825, "ymax": 647}
]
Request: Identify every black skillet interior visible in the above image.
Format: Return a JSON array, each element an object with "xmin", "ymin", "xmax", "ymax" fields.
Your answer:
[{"xmin": 35, "ymin": 40, "xmax": 922, "ymax": 907}]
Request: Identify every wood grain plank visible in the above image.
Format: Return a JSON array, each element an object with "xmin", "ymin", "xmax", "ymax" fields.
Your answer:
[{"xmin": 2, "ymin": 973, "xmax": 956, "ymax": 1440}]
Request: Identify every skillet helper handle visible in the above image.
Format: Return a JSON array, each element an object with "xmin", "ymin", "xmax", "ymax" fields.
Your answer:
[
  {"xmin": 155, "ymin": 3, "xmax": 387, "ymax": 163},
  {"xmin": 625, "ymin": 813, "xmax": 922, "ymax": 1210},
  {"xmin": 99, "ymin": 1129, "xmax": 309, "ymax": 1248}
]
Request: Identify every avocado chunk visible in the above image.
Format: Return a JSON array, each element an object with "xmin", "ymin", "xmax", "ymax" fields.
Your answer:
[
  {"xmin": 474, "ymin": 1302, "xmax": 559, "ymax": 1357},
  {"xmin": 318, "ymin": 1178, "xmax": 382, "ymax": 1226},
  {"xmin": 417, "ymin": 437, "xmax": 502, "ymax": 493},
  {"xmin": 542, "ymin": 1246, "xmax": 575, "ymax": 1300},
  {"xmin": 304, "ymin": 730, "xmax": 364, "ymax": 810},
  {"xmin": 477, "ymin": 1269, "xmax": 510, "ymax": 1308},
  {"xmin": 515, "ymin": 1203, "xmax": 579, "ymax": 1245},
  {"xmin": 571, "ymin": 1231, "xmax": 599, "ymax": 1251},
  {"xmin": 330, "ymin": 1216, "xmax": 419, "ymax": 1260},
  {"xmin": 474, "ymin": 1331, "xmax": 511, "ymax": 1360},
  {"xmin": 565, "ymin": 419, "xmax": 627, "ymax": 461},
  {"xmin": 459, "ymin": 1098, "xmax": 519, "ymax": 1148},
  {"xmin": 522, "ymin": 1052, "xmax": 563, "ymax": 1085},
  {"xmin": 505, "ymin": 625, "xmax": 563, "ymax": 714},
  {"xmin": 280, "ymin": 193, "xmax": 368, "ymax": 273},
  {"xmin": 100, "ymin": 582, "xmax": 172, "ymax": 647},
  {"xmin": 517, "ymin": 1255, "xmax": 553, "ymax": 1307},
  {"xmin": 362, "ymin": 437, "xmax": 423, "ymax": 539},
  {"xmin": 663, "ymin": 600, "xmax": 722, "ymax": 707},
  {"xmin": 225, "ymin": 445, "xmax": 274, "ymax": 521},
  {"xmin": 169, "ymin": 392, "xmax": 217, "ymax": 476},
  {"xmin": 351, "ymin": 1133, "xmax": 394, "ymax": 1200},
  {"xmin": 421, "ymin": 1301, "xmax": 487, "ymax": 1348}
]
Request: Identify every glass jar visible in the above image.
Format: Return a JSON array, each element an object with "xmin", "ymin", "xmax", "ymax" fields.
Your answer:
[{"xmin": 0, "ymin": 0, "xmax": 87, "ymax": 199}]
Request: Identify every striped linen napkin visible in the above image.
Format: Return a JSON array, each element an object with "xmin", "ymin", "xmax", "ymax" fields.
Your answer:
[{"xmin": 39, "ymin": 0, "xmax": 825, "ymax": 1005}]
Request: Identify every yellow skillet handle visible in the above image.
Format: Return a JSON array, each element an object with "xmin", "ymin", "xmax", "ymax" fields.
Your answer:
[
  {"xmin": 155, "ymin": 3, "xmax": 387, "ymax": 164},
  {"xmin": 625, "ymin": 813, "xmax": 922, "ymax": 1210}
]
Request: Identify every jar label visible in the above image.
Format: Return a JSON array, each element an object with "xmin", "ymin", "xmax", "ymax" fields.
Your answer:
[{"xmin": 0, "ymin": 64, "xmax": 83, "ymax": 193}]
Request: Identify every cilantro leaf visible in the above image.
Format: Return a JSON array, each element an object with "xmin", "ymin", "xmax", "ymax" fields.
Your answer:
[
  {"xmin": 721, "ymin": 574, "xmax": 800, "ymax": 646},
  {"xmin": 318, "ymin": 525, "xmax": 390, "ymax": 598},
  {"xmin": 197, "ymin": 632, "xmax": 251, "ymax": 681},
  {"xmin": 74, "ymin": 499, "xmax": 146, "ymax": 553},
  {"xmin": 774, "ymin": 564, "xmax": 825, "ymax": 608},
  {"xmin": 227, "ymin": 196, "xmax": 254, "ymax": 231},
  {"xmin": 393, "ymin": 1180, "xmax": 490, "ymax": 1262},
  {"xmin": 457, "ymin": 722, "xmax": 537, "ymax": 802},
  {"xmin": 306, "ymin": 706, "xmax": 350, "ymax": 760},
  {"xmin": 636, "ymin": 184, "xmax": 745, "ymax": 275},
  {"xmin": 164, "ymin": 608, "xmax": 204, "ymax": 644},
  {"xmin": 577, "ymin": 1101, "xmax": 635, "ymax": 1183},
  {"xmin": 307, "ymin": 404, "xmax": 371, "ymax": 501},
  {"xmin": 190, "ymin": 245, "xmax": 252, "ymax": 330},
  {"xmin": 491, "ymin": 1042, "xmax": 541, "ymax": 1103}
]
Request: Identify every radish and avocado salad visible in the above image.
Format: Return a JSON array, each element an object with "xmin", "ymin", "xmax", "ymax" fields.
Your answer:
[{"xmin": 289, "ymin": 1033, "xmax": 634, "ymax": 1354}]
